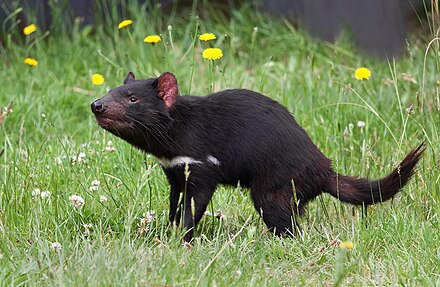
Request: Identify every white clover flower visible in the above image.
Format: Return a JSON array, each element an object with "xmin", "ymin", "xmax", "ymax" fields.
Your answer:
[
  {"xmin": 54, "ymin": 156, "xmax": 62, "ymax": 165},
  {"xmin": 99, "ymin": 195, "xmax": 108, "ymax": 202},
  {"xmin": 357, "ymin": 121, "xmax": 366, "ymax": 128},
  {"xmin": 70, "ymin": 152, "xmax": 86, "ymax": 164},
  {"xmin": 51, "ymin": 242, "xmax": 62, "ymax": 252},
  {"xmin": 69, "ymin": 195, "xmax": 85, "ymax": 208},
  {"xmin": 140, "ymin": 210, "xmax": 155, "ymax": 225},
  {"xmin": 31, "ymin": 188, "xmax": 41, "ymax": 197},
  {"xmin": 40, "ymin": 191, "xmax": 51, "ymax": 199},
  {"xmin": 105, "ymin": 146, "xmax": 116, "ymax": 152},
  {"xmin": 89, "ymin": 180, "xmax": 100, "ymax": 191},
  {"xmin": 91, "ymin": 180, "xmax": 100, "ymax": 186},
  {"xmin": 105, "ymin": 140, "xmax": 116, "ymax": 152}
]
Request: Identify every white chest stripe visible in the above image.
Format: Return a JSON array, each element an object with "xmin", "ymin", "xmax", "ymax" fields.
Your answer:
[
  {"xmin": 157, "ymin": 156, "xmax": 203, "ymax": 168},
  {"xmin": 157, "ymin": 155, "xmax": 220, "ymax": 168}
]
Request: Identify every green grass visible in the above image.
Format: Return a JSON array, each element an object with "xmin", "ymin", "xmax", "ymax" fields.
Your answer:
[{"xmin": 1, "ymin": 2, "xmax": 439, "ymax": 286}]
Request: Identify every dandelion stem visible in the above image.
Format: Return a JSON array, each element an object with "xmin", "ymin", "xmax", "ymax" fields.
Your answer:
[
  {"xmin": 127, "ymin": 29, "xmax": 135, "ymax": 45},
  {"xmin": 208, "ymin": 59, "xmax": 214, "ymax": 94},
  {"xmin": 27, "ymin": 31, "xmax": 50, "ymax": 54},
  {"xmin": 1, "ymin": 7, "xmax": 23, "ymax": 39},
  {"xmin": 97, "ymin": 49, "xmax": 120, "ymax": 69}
]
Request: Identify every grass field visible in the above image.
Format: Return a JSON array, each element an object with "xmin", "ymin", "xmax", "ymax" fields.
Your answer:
[{"xmin": 1, "ymin": 2, "xmax": 439, "ymax": 286}]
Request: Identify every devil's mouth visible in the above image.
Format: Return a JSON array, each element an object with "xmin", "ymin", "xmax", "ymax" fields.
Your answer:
[
  {"xmin": 94, "ymin": 115, "xmax": 115, "ymax": 128},
  {"xmin": 94, "ymin": 115, "xmax": 133, "ymax": 134}
]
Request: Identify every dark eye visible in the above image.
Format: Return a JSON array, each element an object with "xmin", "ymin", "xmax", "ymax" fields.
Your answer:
[{"xmin": 129, "ymin": 96, "xmax": 138, "ymax": 103}]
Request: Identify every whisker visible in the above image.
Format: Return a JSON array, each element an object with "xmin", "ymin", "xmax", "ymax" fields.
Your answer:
[{"xmin": 124, "ymin": 114, "xmax": 180, "ymax": 152}]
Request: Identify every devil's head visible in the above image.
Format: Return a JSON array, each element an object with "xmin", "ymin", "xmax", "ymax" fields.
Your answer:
[{"xmin": 91, "ymin": 72, "xmax": 179, "ymax": 145}]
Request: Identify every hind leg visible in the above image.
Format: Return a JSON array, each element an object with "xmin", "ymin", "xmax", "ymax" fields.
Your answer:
[{"xmin": 250, "ymin": 184, "xmax": 303, "ymax": 236}]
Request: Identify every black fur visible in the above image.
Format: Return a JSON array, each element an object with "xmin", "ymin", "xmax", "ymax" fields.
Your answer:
[{"xmin": 91, "ymin": 72, "xmax": 424, "ymax": 241}]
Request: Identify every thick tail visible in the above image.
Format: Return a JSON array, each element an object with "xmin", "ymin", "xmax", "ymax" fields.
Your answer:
[{"xmin": 323, "ymin": 143, "xmax": 425, "ymax": 205}]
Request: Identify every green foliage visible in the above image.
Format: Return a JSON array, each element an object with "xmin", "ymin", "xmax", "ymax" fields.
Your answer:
[{"xmin": 0, "ymin": 3, "xmax": 439, "ymax": 286}]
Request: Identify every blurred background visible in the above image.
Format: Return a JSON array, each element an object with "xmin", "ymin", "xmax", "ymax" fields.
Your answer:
[{"xmin": 0, "ymin": 0, "xmax": 436, "ymax": 59}]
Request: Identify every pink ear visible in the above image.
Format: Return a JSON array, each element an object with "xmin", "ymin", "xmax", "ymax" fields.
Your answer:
[{"xmin": 157, "ymin": 72, "xmax": 179, "ymax": 109}]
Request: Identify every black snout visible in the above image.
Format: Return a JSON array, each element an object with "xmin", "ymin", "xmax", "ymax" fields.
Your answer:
[{"xmin": 91, "ymin": 100, "xmax": 105, "ymax": 114}]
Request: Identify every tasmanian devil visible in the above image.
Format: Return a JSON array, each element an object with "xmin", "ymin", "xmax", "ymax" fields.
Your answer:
[{"xmin": 91, "ymin": 72, "xmax": 424, "ymax": 241}]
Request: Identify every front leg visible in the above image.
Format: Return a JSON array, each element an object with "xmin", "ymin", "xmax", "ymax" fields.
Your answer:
[
  {"xmin": 164, "ymin": 166, "xmax": 217, "ymax": 242},
  {"xmin": 182, "ymin": 182, "xmax": 216, "ymax": 242},
  {"xmin": 169, "ymin": 182, "xmax": 182, "ymax": 224},
  {"xmin": 163, "ymin": 169, "xmax": 183, "ymax": 224}
]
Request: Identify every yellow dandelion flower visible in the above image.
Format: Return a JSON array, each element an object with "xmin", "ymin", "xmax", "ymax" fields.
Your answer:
[
  {"xmin": 144, "ymin": 35, "xmax": 161, "ymax": 44},
  {"xmin": 118, "ymin": 20, "xmax": 133, "ymax": 29},
  {"xmin": 24, "ymin": 57, "xmax": 38, "ymax": 67},
  {"xmin": 92, "ymin": 73, "xmax": 105, "ymax": 85},
  {"xmin": 202, "ymin": 48, "xmax": 223, "ymax": 61},
  {"xmin": 23, "ymin": 24, "xmax": 37, "ymax": 35},
  {"xmin": 339, "ymin": 241, "xmax": 354, "ymax": 249},
  {"xmin": 199, "ymin": 33, "xmax": 216, "ymax": 42},
  {"xmin": 354, "ymin": 67, "xmax": 372, "ymax": 80}
]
